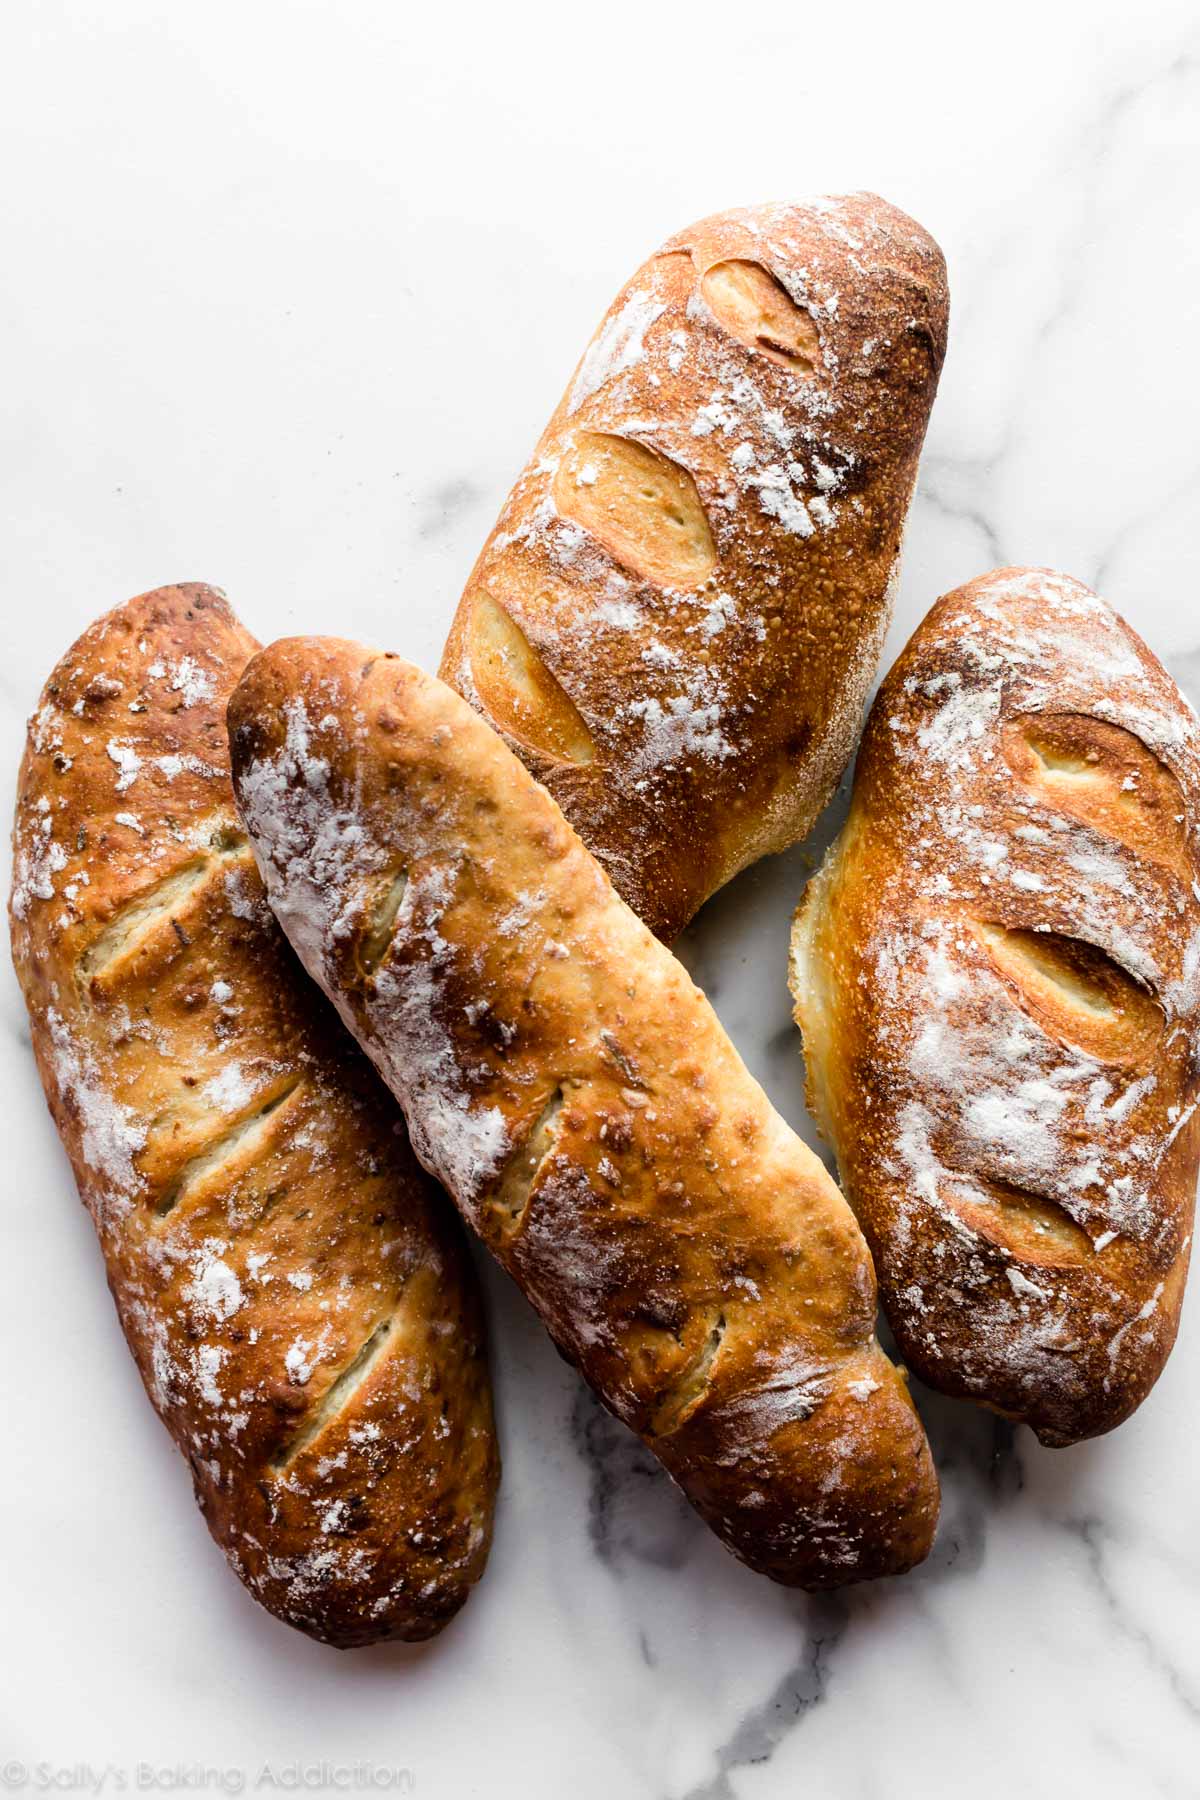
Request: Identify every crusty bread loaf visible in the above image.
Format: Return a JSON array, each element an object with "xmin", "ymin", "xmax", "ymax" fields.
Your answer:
[
  {"xmin": 228, "ymin": 638, "xmax": 939, "ymax": 1588},
  {"xmin": 9, "ymin": 586, "xmax": 498, "ymax": 1646},
  {"xmin": 440, "ymin": 193, "xmax": 949, "ymax": 940},
  {"xmin": 790, "ymin": 568, "xmax": 1200, "ymax": 1445}
]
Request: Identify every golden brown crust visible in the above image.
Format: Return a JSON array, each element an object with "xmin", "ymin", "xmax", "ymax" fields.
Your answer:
[
  {"xmin": 440, "ymin": 193, "xmax": 949, "ymax": 940},
  {"xmin": 228, "ymin": 639, "xmax": 939, "ymax": 1588},
  {"xmin": 9, "ymin": 586, "xmax": 498, "ymax": 1646},
  {"xmin": 790, "ymin": 568, "xmax": 1200, "ymax": 1445}
]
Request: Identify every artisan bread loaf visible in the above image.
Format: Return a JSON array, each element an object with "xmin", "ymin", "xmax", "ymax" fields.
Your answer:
[
  {"xmin": 790, "ymin": 568, "xmax": 1200, "ymax": 1445},
  {"xmin": 9, "ymin": 586, "xmax": 498, "ymax": 1645},
  {"xmin": 228, "ymin": 639, "xmax": 939, "ymax": 1588},
  {"xmin": 440, "ymin": 193, "xmax": 949, "ymax": 940}
]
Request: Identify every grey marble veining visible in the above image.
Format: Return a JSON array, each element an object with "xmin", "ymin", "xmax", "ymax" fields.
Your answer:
[{"xmin": 3, "ymin": 3, "xmax": 1200, "ymax": 1796}]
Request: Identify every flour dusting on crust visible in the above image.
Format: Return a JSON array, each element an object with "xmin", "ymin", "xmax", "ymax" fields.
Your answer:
[
  {"xmin": 444, "ymin": 193, "xmax": 948, "ymax": 939},
  {"xmin": 9, "ymin": 589, "xmax": 497, "ymax": 1645},
  {"xmin": 794, "ymin": 568, "xmax": 1200, "ymax": 1443}
]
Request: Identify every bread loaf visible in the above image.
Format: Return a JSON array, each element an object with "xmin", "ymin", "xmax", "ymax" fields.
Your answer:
[
  {"xmin": 440, "ymin": 193, "xmax": 949, "ymax": 940},
  {"xmin": 228, "ymin": 639, "xmax": 939, "ymax": 1588},
  {"xmin": 9, "ymin": 586, "xmax": 498, "ymax": 1645},
  {"xmin": 790, "ymin": 568, "xmax": 1200, "ymax": 1444}
]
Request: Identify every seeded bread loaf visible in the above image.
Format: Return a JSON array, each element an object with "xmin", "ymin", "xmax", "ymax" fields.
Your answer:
[
  {"xmin": 228, "ymin": 639, "xmax": 940, "ymax": 1588},
  {"xmin": 9, "ymin": 585, "xmax": 498, "ymax": 1646},
  {"xmin": 440, "ymin": 193, "xmax": 949, "ymax": 939},
  {"xmin": 790, "ymin": 569, "xmax": 1200, "ymax": 1444}
]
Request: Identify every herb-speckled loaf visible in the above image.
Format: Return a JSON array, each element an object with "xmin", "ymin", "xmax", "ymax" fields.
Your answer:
[{"xmin": 9, "ymin": 585, "xmax": 499, "ymax": 1646}]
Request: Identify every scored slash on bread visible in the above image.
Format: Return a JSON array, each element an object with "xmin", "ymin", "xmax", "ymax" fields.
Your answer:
[
  {"xmin": 790, "ymin": 568, "xmax": 1200, "ymax": 1445},
  {"xmin": 441, "ymin": 193, "xmax": 949, "ymax": 941},
  {"xmin": 9, "ymin": 586, "xmax": 499, "ymax": 1646},
  {"xmin": 228, "ymin": 639, "xmax": 940, "ymax": 1590}
]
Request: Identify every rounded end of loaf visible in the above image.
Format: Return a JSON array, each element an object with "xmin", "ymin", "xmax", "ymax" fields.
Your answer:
[
  {"xmin": 228, "ymin": 633, "xmax": 371, "ymax": 769},
  {"xmin": 35, "ymin": 581, "xmax": 248, "ymax": 709},
  {"xmin": 871, "ymin": 1204, "xmax": 1191, "ymax": 1450},
  {"xmin": 666, "ymin": 192, "xmax": 949, "ymax": 382},
  {"xmin": 200, "ymin": 1411, "xmax": 499, "ymax": 1650},
  {"xmin": 885, "ymin": 1209, "xmax": 1195, "ymax": 1451},
  {"xmin": 227, "ymin": 1555, "xmax": 494, "ymax": 1651},
  {"xmin": 12, "ymin": 581, "xmax": 255, "ymax": 1032},
  {"xmin": 190, "ymin": 1235, "xmax": 501, "ymax": 1650},
  {"xmin": 654, "ymin": 1348, "xmax": 939, "ymax": 1587},
  {"xmin": 207, "ymin": 1500, "xmax": 497, "ymax": 1650},
  {"xmin": 12, "ymin": 582, "xmax": 242, "ymax": 957}
]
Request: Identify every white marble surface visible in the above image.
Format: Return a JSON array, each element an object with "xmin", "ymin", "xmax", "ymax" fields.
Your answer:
[{"xmin": 3, "ymin": 3, "xmax": 1200, "ymax": 1794}]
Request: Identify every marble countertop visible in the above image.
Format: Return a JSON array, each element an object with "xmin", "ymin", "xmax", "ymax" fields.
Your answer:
[{"xmin": 3, "ymin": 3, "xmax": 1199, "ymax": 1795}]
